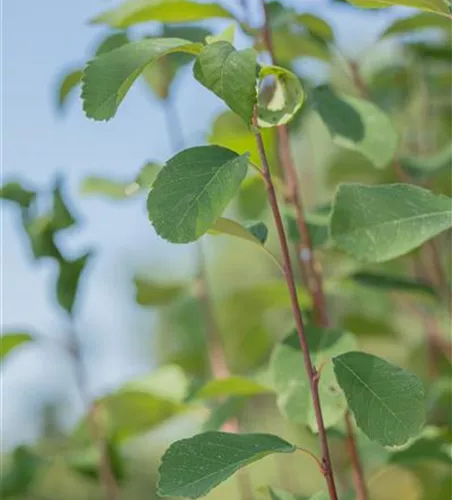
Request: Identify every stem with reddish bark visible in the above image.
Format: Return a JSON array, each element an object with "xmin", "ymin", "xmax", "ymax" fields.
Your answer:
[{"xmin": 253, "ymin": 113, "xmax": 338, "ymax": 500}]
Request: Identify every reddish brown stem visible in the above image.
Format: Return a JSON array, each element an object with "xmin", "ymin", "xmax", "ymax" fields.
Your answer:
[
  {"xmin": 253, "ymin": 114, "xmax": 338, "ymax": 500},
  {"xmin": 344, "ymin": 412, "xmax": 367, "ymax": 500}
]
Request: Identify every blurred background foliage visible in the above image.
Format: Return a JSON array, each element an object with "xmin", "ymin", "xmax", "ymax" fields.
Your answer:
[{"xmin": 1, "ymin": 0, "xmax": 451, "ymax": 499}]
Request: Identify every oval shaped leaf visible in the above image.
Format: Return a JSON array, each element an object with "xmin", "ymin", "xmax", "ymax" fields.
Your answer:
[
  {"xmin": 194, "ymin": 42, "xmax": 258, "ymax": 124},
  {"xmin": 82, "ymin": 38, "xmax": 202, "ymax": 121},
  {"xmin": 345, "ymin": 0, "xmax": 450, "ymax": 18},
  {"xmin": 0, "ymin": 333, "xmax": 33, "ymax": 362},
  {"xmin": 91, "ymin": 0, "xmax": 235, "ymax": 28},
  {"xmin": 312, "ymin": 86, "xmax": 398, "ymax": 168},
  {"xmin": 330, "ymin": 183, "xmax": 452, "ymax": 262},
  {"xmin": 257, "ymin": 66, "xmax": 304, "ymax": 128},
  {"xmin": 333, "ymin": 351, "xmax": 425, "ymax": 446},
  {"xmin": 157, "ymin": 432, "xmax": 296, "ymax": 498},
  {"xmin": 147, "ymin": 146, "xmax": 248, "ymax": 243}
]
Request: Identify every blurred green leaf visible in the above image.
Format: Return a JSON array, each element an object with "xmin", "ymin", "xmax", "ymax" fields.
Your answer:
[
  {"xmin": 330, "ymin": 183, "xmax": 452, "ymax": 262},
  {"xmin": 157, "ymin": 432, "xmax": 296, "ymax": 498},
  {"xmin": 284, "ymin": 206, "xmax": 330, "ymax": 248},
  {"xmin": 237, "ymin": 175, "xmax": 267, "ymax": 219},
  {"xmin": 333, "ymin": 351, "xmax": 425, "ymax": 446},
  {"xmin": 95, "ymin": 32, "xmax": 130, "ymax": 56},
  {"xmin": 23, "ymin": 214, "xmax": 61, "ymax": 260},
  {"xmin": 245, "ymin": 221, "xmax": 269, "ymax": 244},
  {"xmin": 91, "ymin": 0, "xmax": 235, "ymax": 28},
  {"xmin": 56, "ymin": 252, "xmax": 91, "ymax": 315},
  {"xmin": 147, "ymin": 146, "xmax": 249, "ymax": 243},
  {"xmin": 0, "ymin": 333, "xmax": 33, "ymax": 362},
  {"xmin": 51, "ymin": 179, "xmax": 77, "ymax": 231},
  {"xmin": 296, "ymin": 14, "xmax": 335, "ymax": 42},
  {"xmin": 271, "ymin": 326, "xmax": 357, "ymax": 431},
  {"xmin": 257, "ymin": 66, "xmax": 305, "ymax": 128},
  {"xmin": 82, "ymin": 38, "xmax": 202, "ymax": 121},
  {"xmin": 134, "ymin": 277, "xmax": 186, "ymax": 306},
  {"xmin": 381, "ymin": 12, "xmax": 450, "ymax": 38},
  {"xmin": 345, "ymin": 0, "xmax": 450, "ymax": 17},
  {"xmin": 399, "ymin": 143, "xmax": 452, "ymax": 179},
  {"xmin": 0, "ymin": 182, "xmax": 36, "ymax": 209},
  {"xmin": 266, "ymin": 487, "xmax": 302, "ymax": 500},
  {"xmin": 57, "ymin": 69, "xmax": 83, "ymax": 110},
  {"xmin": 202, "ymin": 397, "xmax": 246, "ymax": 431},
  {"xmin": 194, "ymin": 42, "xmax": 258, "ymax": 124},
  {"xmin": 311, "ymin": 85, "xmax": 398, "ymax": 168},
  {"xmin": 206, "ymin": 24, "xmax": 236, "ymax": 45},
  {"xmin": 188, "ymin": 376, "xmax": 272, "ymax": 401},
  {"xmin": 340, "ymin": 313, "xmax": 397, "ymax": 338},
  {"xmin": 0, "ymin": 446, "xmax": 41, "ymax": 498}
]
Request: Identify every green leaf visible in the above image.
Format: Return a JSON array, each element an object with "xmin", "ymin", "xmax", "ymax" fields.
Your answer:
[
  {"xmin": 0, "ymin": 182, "xmax": 35, "ymax": 209},
  {"xmin": 56, "ymin": 253, "xmax": 91, "ymax": 315},
  {"xmin": 333, "ymin": 351, "xmax": 425, "ymax": 446},
  {"xmin": 0, "ymin": 333, "xmax": 33, "ymax": 362},
  {"xmin": 91, "ymin": 0, "xmax": 235, "ymax": 28},
  {"xmin": 330, "ymin": 183, "xmax": 452, "ymax": 262},
  {"xmin": 296, "ymin": 14, "xmax": 335, "ymax": 42},
  {"xmin": 381, "ymin": 12, "xmax": 451, "ymax": 38},
  {"xmin": 399, "ymin": 143, "xmax": 452, "ymax": 179},
  {"xmin": 0, "ymin": 446, "xmax": 41, "ymax": 498},
  {"xmin": 188, "ymin": 376, "xmax": 272, "ymax": 401},
  {"xmin": 202, "ymin": 398, "xmax": 245, "ymax": 431},
  {"xmin": 245, "ymin": 221, "xmax": 268, "ymax": 244},
  {"xmin": 57, "ymin": 69, "xmax": 83, "ymax": 110},
  {"xmin": 99, "ymin": 390, "xmax": 185, "ymax": 441},
  {"xmin": 95, "ymin": 32, "xmax": 130, "ymax": 56},
  {"xmin": 237, "ymin": 175, "xmax": 267, "ymax": 219},
  {"xmin": 284, "ymin": 206, "xmax": 330, "ymax": 248},
  {"xmin": 23, "ymin": 215, "xmax": 61, "ymax": 260},
  {"xmin": 147, "ymin": 146, "xmax": 249, "ymax": 243},
  {"xmin": 157, "ymin": 432, "xmax": 296, "ymax": 498},
  {"xmin": 51, "ymin": 180, "xmax": 76, "ymax": 231},
  {"xmin": 344, "ymin": 0, "xmax": 450, "ymax": 17},
  {"xmin": 134, "ymin": 277, "xmax": 186, "ymax": 306},
  {"xmin": 312, "ymin": 86, "xmax": 398, "ymax": 168},
  {"xmin": 257, "ymin": 66, "xmax": 304, "ymax": 128},
  {"xmin": 194, "ymin": 42, "xmax": 258, "ymax": 124},
  {"xmin": 271, "ymin": 326, "xmax": 357, "ymax": 431},
  {"xmin": 350, "ymin": 271, "xmax": 438, "ymax": 298},
  {"xmin": 82, "ymin": 38, "xmax": 202, "ymax": 121},
  {"xmin": 67, "ymin": 442, "xmax": 124, "ymax": 482},
  {"xmin": 206, "ymin": 24, "xmax": 236, "ymax": 45},
  {"xmin": 266, "ymin": 487, "xmax": 301, "ymax": 500}
]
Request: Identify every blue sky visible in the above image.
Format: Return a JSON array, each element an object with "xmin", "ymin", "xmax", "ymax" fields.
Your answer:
[{"xmin": 1, "ymin": 0, "xmax": 403, "ymax": 448}]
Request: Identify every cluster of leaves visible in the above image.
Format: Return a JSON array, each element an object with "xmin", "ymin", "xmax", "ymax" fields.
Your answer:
[{"xmin": 1, "ymin": 0, "xmax": 451, "ymax": 499}]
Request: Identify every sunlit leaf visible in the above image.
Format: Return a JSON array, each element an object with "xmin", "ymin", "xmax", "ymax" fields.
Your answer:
[
  {"xmin": 82, "ymin": 38, "xmax": 202, "ymax": 120},
  {"xmin": 333, "ymin": 351, "xmax": 425, "ymax": 446},
  {"xmin": 237, "ymin": 175, "xmax": 267, "ymax": 219},
  {"xmin": 0, "ymin": 333, "xmax": 33, "ymax": 362},
  {"xmin": 257, "ymin": 66, "xmax": 304, "ymax": 128},
  {"xmin": 194, "ymin": 41, "xmax": 258, "ymax": 124},
  {"xmin": 188, "ymin": 376, "xmax": 272, "ymax": 401},
  {"xmin": 57, "ymin": 69, "xmax": 83, "ymax": 110},
  {"xmin": 91, "ymin": 0, "xmax": 235, "ymax": 28},
  {"xmin": 147, "ymin": 146, "xmax": 248, "ymax": 243},
  {"xmin": 157, "ymin": 432, "xmax": 296, "ymax": 498},
  {"xmin": 271, "ymin": 326, "xmax": 357, "ymax": 431},
  {"xmin": 330, "ymin": 183, "xmax": 452, "ymax": 262},
  {"xmin": 311, "ymin": 85, "xmax": 398, "ymax": 168},
  {"xmin": 345, "ymin": 0, "xmax": 450, "ymax": 17},
  {"xmin": 134, "ymin": 277, "xmax": 186, "ymax": 306},
  {"xmin": 56, "ymin": 253, "xmax": 91, "ymax": 315},
  {"xmin": 381, "ymin": 12, "xmax": 450, "ymax": 38}
]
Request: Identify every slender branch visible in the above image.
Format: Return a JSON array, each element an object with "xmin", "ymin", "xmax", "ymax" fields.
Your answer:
[
  {"xmin": 253, "ymin": 112, "xmax": 338, "ymax": 500},
  {"xmin": 256, "ymin": 2, "xmax": 368, "ymax": 498}
]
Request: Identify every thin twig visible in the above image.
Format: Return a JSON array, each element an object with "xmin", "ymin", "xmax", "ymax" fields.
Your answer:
[{"xmin": 253, "ymin": 111, "xmax": 339, "ymax": 500}]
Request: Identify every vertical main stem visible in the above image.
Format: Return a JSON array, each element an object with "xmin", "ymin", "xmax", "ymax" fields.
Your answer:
[{"xmin": 254, "ymin": 119, "xmax": 338, "ymax": 500}]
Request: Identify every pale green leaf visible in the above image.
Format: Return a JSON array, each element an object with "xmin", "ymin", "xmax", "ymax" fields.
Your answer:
[
  {"xmin": 381, "ymin": 12, "xmax": 451, "ymax": 38},
  {"xmin": 188, "ymin": 376, "xmax": 272, "ymax": 401},
  {"xmin": 91, "ymin": 0, "xmax": 235, "ymax": 28},
  {"xmin": 330, "ymin": 183, "xmax": 452, "ymax": 262},
  {"xmin": 0, "ymin": 182, "xmax": 36, "ymax": 209},
  {"xmin": 157, "ymin": 432, "xmax": 296, "ymax": 498},
  {"xmin": 345, "ymin": 0, "xmax": 450, "ymax": 17},
  {"xmin": 194, "ymin": 42, "xmax": 258, "ymax": 124},
  {"xmin": 206, "ymin": 25, "xmax": 236, "ymax": 45},
  {"xmin": 237, "ymin": 175, "xmax": 267, "ymax": 219},
  {"xmin": 147, "ymin": 146, "xmax": 249, "ymax": 243},
  {"xmin": 0, "ymin": 333, "xmax": 33, "ymax": 362},
  {"xmin": 312, "ymin": 86, "xmax": 398, "ymax": 168},
  {"xmin": 271, "ymin": 326, "xmax": 357, "ymax": 431},
  {"xmin": 399, "ymin": 142, "xmax": 452, "ymax": 179},
  {"xmin": 134, "ymin": 277, "xmax": 186, "ymax": 306},
  {"xmin": 56, "ymin": 253, "xmax": 91, "ymax": 316},
  {"xmin": 333, "ymin": 351, "xmax": 425, "ymax": 446},
  {"xmin": 257, "ymin": 66, "xmax": 304, "ymax": 128},
  {"xmin": 57, "ymin": 70, "xmax": 83, "ymax": 110},
  {"xmin": 245, "ymin": 221, "xmax": 268, "ymax": 244},
  {"xmin": 82, "ymin": 38, "xmax": 202, "ymax": 121},
  {"xmin": 202, "ymin": 398, "xmax": 245, "ymax": 431}
]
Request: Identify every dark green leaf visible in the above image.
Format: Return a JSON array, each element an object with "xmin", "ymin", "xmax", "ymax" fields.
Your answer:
[
  {"xmin": 333, "ymin": 351, "xmax": 425, "ymax": 446},
  {"xmin": 381, "ymin": 12, "xmax": 450, "ymax": 38},
  {"xmin": 345, "ymin": 0, "xmax": 450, "ymax": 17},
  {"xmin": 57, "ymin": 69, "xmax": 83, "ymax": 110},
  {"xmin": 95, "ymin": 32, "xmax": 130, "ymax": 56},
  {"xmin": 0, "ymin": 182, "xmax": 36, "ymax": 209},
  {"xmin": 311, "ymin": 86, "xmax": 398, "ymax": 168},
  {"xmin": 134, "ymin": 278, "xmax": 186, "ymax": 306},
  {"xmin": 82, "ymin": 38, "xmax": 202, "ymax": 120},
  {"xmin": 271, "ymin": 327, "xmax": 357, "ymax": 431},
  {"xmin": 245, "ymin": 221, "xmax": 268, "ymax": 244},
  {"xmin": 157, "ymin": 432, "xmax": 296, "ymax": 498},
  {"xmin": 330, "ymin": 183, "xmax": 452, "ymax": 262},
  {"xmin": 56, "ymin": 253, "xmax": 91, "ymax": 315},
  {"xmin": 51, "ymin": 180, "xmax": 77, "ymax": 231},
  {"xmin": 147, "ymin": 146, "xmax": 249, "ymax": 243},
  {"xmin": 91, "ymin": 0, "xmax": 235, "ymax": 28},
  {"xmin": 23, "ymin": 215, "xmax": 61, "ymax": 260},
  {"xmin": 0, "ymin": 333, "xmax": 33, "ymax": 362},
  {"xmin": 206, "ymin": 24, "xmax": 236, "ymax": 45},
  {"xmin": 194, "ymin": 42, "xmax": 258, "ymax": 124},
  {"xmin": 0, "ymin": 446, "xmax": 41, "ymax": 498}
]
